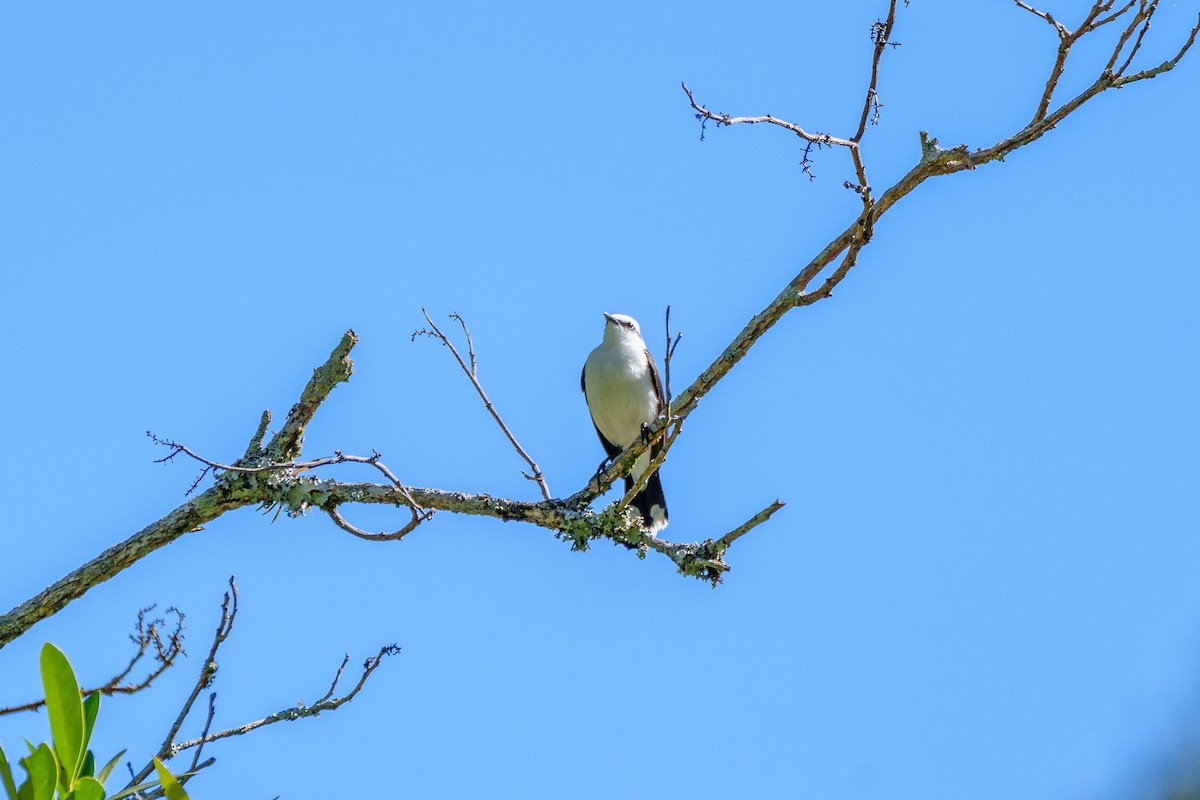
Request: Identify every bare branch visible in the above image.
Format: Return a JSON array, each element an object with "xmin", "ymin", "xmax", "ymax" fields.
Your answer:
[
  {"xmin": 145, "ymin": 437, "xmax": 434, "ymax": 540},
  {"xmin": 663, "ymin": 305, "xmax": 679, "ymax": 412},
  {"xmin": 124, "ymin": 578, "xmax": 397, "ymax": 795},
  {"xmin": 1116, "ymin": 12, "xmax": 1200, "ymax": 84},
  {"xmin": 1031, "ymin": 27, "xmax": 1074, "ymax": 121},
  {"xmin": 149, "ymin": 437, "xmax": 428, "ymax": 513},
  {"xmin": 682, "ymin": 82, "xmax": 856, "ymax": 149},
  {"xmin": 128, "ymin": 577, "xmax": 239, "ymax": 789},
  {"xmin": 325, "ymin": 505, "xmax": 422, "ymax": 541},
  {"xmin": 0, "ymin": 606, "xmax": 186, "ymax": 716},
  {"xmin": 1086, "ymin": 0, "xmax": 1139, "ymax": 34},
  {"xmin": 853, "ymin": 1, "xmax": 901, "ymax": 141},
  {"xmin": 315, "ymin": 654, "xmax": 352, "ymax": 705},
  {"xmin": 687, "ymin": 1, "xmax": 906, "ymax": 193},
  {"xmin": 1020, "ymin": 0, "xmax": 1164, "ymax": 123},
  {"xmin": 615, "ymin": 421, "xmax": 682, "ymax": 518},
  {"xmin": 265, "ymin": 330, "xmax": 357, "ymax": 462},
  {"xmin": 168, "ymin": 645, "xmax": 399, "ymax": 756},
  {"xmin": 4, "ymin": 4, "xmax": 1196, "ymax": 647},
  {"xmin": 1013, "ymin": 0, "xmax": 1070, "ymax": 36},
  {"xmin": 0, "ymin": 332, "xmax": 359, "ymax": 650},
  {"xmin": 1114, "ymin": 7, "xmax": 1154, "ymax": 77},
  {"xmin": 643, "ymin": 499, "xmax": 786, "ymax": 585},
  {"xmin": 188, "ymin": 694, "xmax": 217, "ymax": 774},
  {"xmin": 0, "ymin": 483, "xmax": 242, "ymax": 651},
  {"xmin": 414, "ymin": 309, "xmax": 552, "ymax": 501},
  {"xmin": 798, "ymin": 217, "xmax": 872, "ymax": 306},
  {"xmin": 715, "ymin": 500, "xmax": 787, "ymax": 552},
  {"xmin": 146, "ymin": 429, "xmax": 767, "ymax": 582},
  {"xmin": 451, "ymin": 312, "xmax": 478, "ymax": 377},
  {"xmin": 659, "ymin": 0, "xmax": 1194, "ymax": 466},
  {"xmin": 1104, "ymin": 1, "xmax": 1155, "ymax": 76}
]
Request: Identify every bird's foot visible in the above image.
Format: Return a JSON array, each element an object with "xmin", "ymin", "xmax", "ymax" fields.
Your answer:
[{"xmin": 593, "ymin": 456, "xmax": 613, "ymax": 487}]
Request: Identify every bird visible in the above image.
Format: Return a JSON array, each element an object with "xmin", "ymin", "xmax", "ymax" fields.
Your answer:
[{"xmin": 581, "ymin": 312, "xmax": 668, "ymax": 532}]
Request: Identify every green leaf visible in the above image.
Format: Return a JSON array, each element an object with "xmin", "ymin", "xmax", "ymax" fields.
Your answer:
[
  {"xmin": 95, "ymin": 751, "xmax": 125, "ymax": 785},
  {"xmin": 19, "ymin": 744, "xmax": 56, "ymax": 800},
  {"xmin": 79, "ymin": 751, "xmax": 95, "ymax": 781},
  {"xmin": 67, "ymin": 776, "xmax": 104, "ymax": 800},
  {"xmin": 81, "ymin": 694, "xmax": 100, "ymax": 757},
  {"xmin": 151, "ymin": 759, "xmax": 189, "ymax": 800},
  {"xmin": 39, "ymin": 644, "xmax": 85, "ymax": 786},
  {"xmin": 0, "ymin": 744, "xmax": 19, "ymax": 800},
  {"xmin": 107, "ymin": 767, "xmax": 200, "ymax": 800}
]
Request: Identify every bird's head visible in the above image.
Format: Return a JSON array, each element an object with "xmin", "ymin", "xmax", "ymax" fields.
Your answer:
[{"xmin": 602, "ymin": 312, "xmax": 643, "ymax": 343}]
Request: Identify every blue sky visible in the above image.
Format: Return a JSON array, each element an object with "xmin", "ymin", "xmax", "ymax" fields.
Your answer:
[{"xmin": 2, "ymin": 1, "xmax": 1198, "ymax": 798}]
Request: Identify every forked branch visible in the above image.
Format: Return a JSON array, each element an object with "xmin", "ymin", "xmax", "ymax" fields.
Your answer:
[
  {"xmin": 414, "ymin": 309, "xmax": 553, "ymax": 500},
  {"xmin": 125, "ymin": 578, "xmax": 396, "ymax": 794},
  {"xmin": 0, "ymin": 605, "xmax": 186, "ymax": 716},
  {"xmin": 167, "ymin": 646, "xmax": 397, "ymax": 758},
  {"xmin": 2, "ymin": 0, "xmax": 1196, "ymax": 647},
  {"xmin": 683, "ymin": 82, "xmax": 854, "ymax": 149}
]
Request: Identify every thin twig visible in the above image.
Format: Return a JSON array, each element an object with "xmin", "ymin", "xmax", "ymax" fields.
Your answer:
[
  {"xmin": 126, "ymin": 579, "xmax": 397, "ymax": 796},
  {"xmin": 128, "ymin": 577, "xmax": 238, "ymax": 789},
  {"xmin": 615, "ymin": 421, "xmax": 682, "ymax": 516},
  {"xmin": 168, "ymin": 645, "xmax": 400, "ymax": 755},
  {"xmin": 714, "ymin": 500, "xmax": 787, "ymax": 552},
  {"xmin": 147, "ymin": 435, "xmax": 433, "ymax": 539},
  {"xmin": 1105, "ymin": 0, "xmax": 1155, "ymax": 76},
  {"xmin": 664, "ymin": 305, "xmax": 673, "ymax": 415},
  {"xmin": 642, "ymin": 499, "xmax": 786, "ymax": 586},
  {"xmin": 414, "ymin": 309, "xmax": 553, "ymax": 500},
  {"xmin": 853, "ymin": 1, "xmax": 901, "ymax": 142},
  {"xmin": 662, "ymin": 305, "xmax": 683, "ymax": 412},
  {"xmin": 325, "ymin": 506, "xmax": 422, "ymax": 541},
  {"xmin": 188, "ymin": 694, "xmax": 217, "ymax": 773},
  {"xmin": 1023, "ymin": 0, "xmax": 1147, "ymax": 122},
  {"xmin": 1013, "ymin": 0, "xmax": 1070, "ymax": 36},
  {"xmin": 1116, "ymin": 12, "xmax": 1200, "ymax": 84},
  {"xmin": 1114, "ymin": 5, "xmax": 1154, "ymax": 77},
  {"xmin": 682, "ymin": 82, "xmax": 856, "ymax": 149},
  {"xmin": 0, "ymin": 606, "xmax": 186, "ymax": 716},
  {"xmin": 846, "ymin": 1, "xmax": 901, "ymax": 203},
  {"xmin": 1087, "ymin": 0, "xmax": 1139, "ymax": 34},
  {"xmin": 315, "ymin": 655, "xmax": 352, "ymax": 705}
]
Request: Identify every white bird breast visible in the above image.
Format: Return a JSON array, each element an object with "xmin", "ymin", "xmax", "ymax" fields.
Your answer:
[{"xmin": 584, "ymin": 344, "xmax": 660, "ymax": 452}]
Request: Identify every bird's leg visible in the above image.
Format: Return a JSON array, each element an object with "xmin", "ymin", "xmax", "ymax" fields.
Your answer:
[
  {"xmin": 593, "ymin": 455, "xmax": 613, "ymax": 486},
  {"xmin": 640, "ymin": 422, "xmax": 652, "ymax": 445}
]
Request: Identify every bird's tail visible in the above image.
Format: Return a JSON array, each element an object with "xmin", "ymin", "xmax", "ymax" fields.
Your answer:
[{"xmin": 625, "ymin": 472, "xmax": 668, "ymax": 533}]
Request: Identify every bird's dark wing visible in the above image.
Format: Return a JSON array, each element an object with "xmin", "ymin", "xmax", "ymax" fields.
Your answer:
[
  {"xmin": 592, "ymin": 423, "xmax": 623, "ymax": 461},
  {"xmin": 580, "ymin": 363, "xmax": 587, "ymax": 395},
  {"xmin": 644, "ymin": 348, "xmax": 667, "ymax": 460},
  {"xmin": 644, "ymin": 349, "xmax": 665, "ymax": 411}
]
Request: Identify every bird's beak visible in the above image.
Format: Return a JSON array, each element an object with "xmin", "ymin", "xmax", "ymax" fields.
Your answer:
[{"xmin": 602, "ymin": 312, "xmax": 616, "ymax": 325}]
